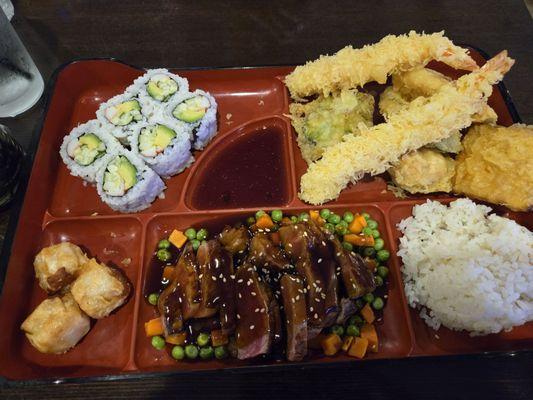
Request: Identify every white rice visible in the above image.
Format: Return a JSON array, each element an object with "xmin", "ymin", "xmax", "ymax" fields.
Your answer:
[{"xmin": 398, "ymin": 198, "xmax": 533, "ymax": 336}]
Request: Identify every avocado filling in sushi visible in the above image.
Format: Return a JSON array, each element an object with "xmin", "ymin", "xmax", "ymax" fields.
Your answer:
[
  {"xmin": 138, "ymin": 124, "xmax": 177, "ymax": 157},
  {"xmin": 172, "ymin": 95, "xmax": 210, "ymax": 123},
  {"xmin": 103, "ymin": 156, "xmax": 138, "ymax": 196},
  {"xmin": 66, "ymin": 133, "xmax": 106, "ymax": 166},
  {"xmin": 105, "ymin": 100, "xmax": 142, "ymax": 126},
  {"xmin": 146, "ymin": 74, "xmax": 178, "ymax": 102}
]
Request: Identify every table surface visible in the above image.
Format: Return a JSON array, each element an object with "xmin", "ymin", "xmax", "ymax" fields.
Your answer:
[{"xmin": 1, "ymin": 0, "xmax": 532, "ymax": 398}]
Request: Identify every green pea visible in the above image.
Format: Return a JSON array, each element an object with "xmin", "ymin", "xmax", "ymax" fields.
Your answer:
[
  {"xmin": 185, "ymin": 344, "xmax": 199, "ymax": 359},
  {"xmin": 290, "ymin": 216, "xmax": 298, "ymax": 224},
  {"xmin": 246, "ymin": 216, "xmax": 256, "ymax": 226},
  {"xmin": 374, "ymin": 238, "xmax": 385, "ymax": 251},
  {"xmin": 156, "ymin": 249, "xmax": 171, "ymax": 262},
  {"xmin": 363, "ymin": 247, "xmax": 376, "ymax": 258},
  {"xmin": 330, "ymin": 325, "xmax": 344, "ymax": 337},
  {"xmin": 337, "ymin": 220, "xmax": 348, "ymax": 228},
  {"xmin": 372, "ymin": 297, "xmax": 384, "ymax": 310},
  {"xmin": 361, "ymin": 212, "xmax": 370, "ymax": 220},
  {"xmin": 184, "ymin": 228, "xmax": 197, "ymax": 240},
  {"xmin": 271, "ymin": 210, "xmax": 283, "ymax": 222},
  {"xmin": 199, "ymin": 346, "xmax": 214, "ymax": 359},
  {"xmin": 335, "ymin": 224, "xmax": 348, "ymax": 236},
  {"xmin": 374, "ymin": 275, "xmax": 384, "ymax": 287},
  {"xmin": 377, "ymin": 250, "xmax": 390, "ymax": 262},
  {"xmin": 299, "ymin": 212, "xmax": 310, "ymax": 222},
  {"xmin": 343, "ymin": 211, "xmax": 354, "ymax": 223},
  {"xmin": 377, "ymin": 266, "xmax": 389, "ymax": 278},
  {"xmin": 348, "ymin": 315, "xmax": 364, "ymax": 326},
  {"xmin": 328, "ymin": 214, "xmax": 341, "ymax": 224},
  {"xmin": 345, "ymin": 324, "xmax": 360, "ymax": 337},
  {"xmin": 191, "ymin": 239, "xmax": 201, "ymax": 251},
  {"xmin": 215, "ymin": 345, "xmax": 229, "ymax": 359},
  {"xmin": 171, "ymin": 345, "xmax": 185, "ymax": 360},
  {"xmin": 158, "ymin": 239, "xmax": 171, "ymax": 249},
  {"xmin": 363, "ymin": 293, "xmax": 374, "ymax": 303},
  {"xmin": 196, "ymin": 228, "xmax": 208, "ymax": 241},
  {"xmin": 371, "ymin": 229, "xmax": 380, "ymax": 239},
  {"xmin": 197, "ymin": 332, "xmax": 210, "ymax": 347},
  {"xmin": 367, "ymin": 219, "xmax": 378, "ymax": 230},
  {"xmin": 147, "ymin": 293, "xmax": 159, "ymax": 306},
  {"xmin": 362, "ymin": 227, "xmax": 373, "ymax": 236},
  {"xmin": 151, "ymin": 335, "xmax": 165, "ymax": 350},
  {"xmin": 324, "ymin": 223, "xmax": 335, "ymax": 233},
  {"xmin": 320, "ymin": 208, "xmax": 331, "ymax": 219},
  {"xmin": 255, "ymin": 210, "xmax": 266, "ymax": 219},
  {"xmin": 342, "ymin": 241, "xmax": 353, "ymax": 251}
]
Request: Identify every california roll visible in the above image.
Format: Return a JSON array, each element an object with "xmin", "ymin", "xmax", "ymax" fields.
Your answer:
[
  {"xmin": 96, "ymin": 93, "xmax": 146, "ymax": 143},
  {"xmin": 96, "ymin": 150, "xmax": 165, "ymax": 213},
  {"xmin": 60, "ymin": 120, "xmax": 120, "ymax": 183}
]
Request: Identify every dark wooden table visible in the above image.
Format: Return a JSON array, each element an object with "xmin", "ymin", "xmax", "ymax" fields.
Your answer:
[{"xmin": 1, "ymin": 1, "xmax": 532, "ymax": 398}]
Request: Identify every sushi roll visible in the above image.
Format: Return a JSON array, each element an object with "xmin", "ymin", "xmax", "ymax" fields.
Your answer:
[
  {"xmin": 96, "ymin": 149, "xmax": 165, "ymax": 213},
  {"xmin": 167, "ymin": 89, "xmax": 218, "ymax": 150},
  {"xmin": 127, "ymin": 69, "xmax": 189, "ymax": 119},
  {"xmin": 59, "ymin": 120, "xmax": 120, "ymax": 183},
  {"xmin": 96, "ymin": 93, "xmax": 146, "ymax": 143},
  {"xmin": 130, "ymin": 119, "xmax": 194, "ymax": 178}
]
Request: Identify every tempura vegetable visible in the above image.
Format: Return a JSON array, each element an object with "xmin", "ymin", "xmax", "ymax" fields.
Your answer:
[
  {"xmin": 285, "ymin": 31, "xmax": 477, "ymax": 99},
  {"xmin": 289, "ymin": 89, "xmax": 374, "ymax": 164},
  {"xmin": 389, "ymin": 149, "xmax": 456, "ymax": 194},
  {"xmin": 299, "ymin": 51, "xmax": 514, "ymax": 205},
  {"xmin": 454, "ymin": 124, "xmax": 533, "ymax": 211}
]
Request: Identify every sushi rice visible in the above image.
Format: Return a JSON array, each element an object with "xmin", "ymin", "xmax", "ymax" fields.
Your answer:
[
  {"xmin": 166, "ymin": 89, "xmax": 218, "ymax": 150},
  {"xmin": 127, "ymin": 69, "xmax": 189, "ymax": 119},
  {"xmin": 59, "ymin": 119, "xmax": 121, "ymax": 183},
  {"xmin": 96, "ymin": 149, "xmax": 165, "ymax": 213},
  {"xmin": 96, "ymin": 92, "xmax": 147, "ymax": 143},
  {"xmin": 129, "ymin": 118, "xmax": 194, "ymax": 178}
]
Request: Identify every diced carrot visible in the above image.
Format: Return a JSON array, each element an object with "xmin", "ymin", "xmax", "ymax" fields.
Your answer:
[
  {"xmin": 270, "ymin": 231, "xmax": 281, "ymax": 246},
  {"xmin": 310, "ymin": 210, "xmax": 320, "ymax": 222},
  {"xmin": 361, "ymin": 303, "xmax": 375, "ymax": 324},
  {"xmin": 364, "ymin": 257, "xmax": 378, "ymax": 271},
  {"xmin": 166, "ymin": 332, "xmax": 187, "ymax": 345},
  {"xmin": 169, "ymin": 229, "xmax": 187, "ymax": 249},
  {"xmin": 321, "ymin": 333, "xmax": 342, "ymax": 356},
  {"xmin": 348, "ymin": 337, "xmax": 368, "ymax": 359},
  {"xmin": 162, "ymin": 266, "xmax": 175, "ymax": 281},
  {"xmin": 317, "ymin": 216, "xmax": 326, "ymax": 226},
  {"xmin": 341, "ymin": 335, "xmax": 354, "ymax": 352},
  {"xmin": 361, "ymin": 323, "xmax": 378, "ymax": 352},
  {"xmin": 145, "ymin": 317, "xmax": 164, "ymax": 337},
  {"xmin": 256, "ymin": 214, "xmax": 275, "ymax": 229},
  {"xmin": 211, "ymin": 329, "xmax": 229, "ymax": 347},
  {"xmin": 343, "ymin": 234, "xmax": 375, "ymax": 247},
  {"xmin": 348, "ymin": 214, "xmax": 367, "ymax": 234}
]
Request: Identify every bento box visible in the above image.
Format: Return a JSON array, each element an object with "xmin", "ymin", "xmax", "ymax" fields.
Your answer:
[{"xmin": 0, "ymin": 46, "xmax": 531, "ymax": 382}]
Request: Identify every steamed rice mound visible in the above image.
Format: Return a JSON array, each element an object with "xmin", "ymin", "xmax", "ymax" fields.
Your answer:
[{"xmin": 398, "ymin": 199, "xmax": 533, "ymax": 336}]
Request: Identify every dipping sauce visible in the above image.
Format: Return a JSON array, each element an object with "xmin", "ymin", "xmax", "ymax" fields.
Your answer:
[{"xmin": 190, "ymin": 127, "xmax": 288, "ymax": 209}]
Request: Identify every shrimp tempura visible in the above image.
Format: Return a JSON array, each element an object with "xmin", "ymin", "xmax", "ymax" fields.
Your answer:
[
  {"xmin": 285, "ymin": 31, "xmax": 478, "ymax": 99},
  {"xmin": 299, "ymin": 51, "xmax": 514, "ymax": 205}
]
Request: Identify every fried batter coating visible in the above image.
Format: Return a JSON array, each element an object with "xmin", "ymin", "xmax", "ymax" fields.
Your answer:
[
  {"xmin": 289, "ymin": 89, "xmax": 374, "ymax": 164},
  {"xmin": 454, "ymin": 124, "xmax": 533, "ymax": 211},
  {"xmin": 299, "ymin": 51, "xmax": 514, "ymax": 205},
  {"xmin": 389, "ymin": 149, "xmax": 456, "ymax": 194},
  {"xmin": 285, "ymin": 31, "xmax": 477, "ymax": 99}
]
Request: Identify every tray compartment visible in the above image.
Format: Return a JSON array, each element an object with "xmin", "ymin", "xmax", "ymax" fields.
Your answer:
[
  {"xmin": 5, "ymin": 216, "xmax": 144, "ymax": 380},
  {"xmin": 135, "ymin": 205, "xmax": 413, "ymax": 370},
  {"xmin": 184, "ymin": 116, "xmax": 295, "ymax": 211},
  {"xmin": 388, "ymin": 201, "xmax": 533, "ymax": 355}
]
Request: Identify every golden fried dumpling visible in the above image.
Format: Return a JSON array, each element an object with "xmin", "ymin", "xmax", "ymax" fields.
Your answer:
[
  {"xmin": 389, "ymin": 148, "xmax": 456, "ymax": 194},
  {"xmin": 454, "ymin": 124, "xmax": 533, "ymax": 211},
  {"xmin": 70, "ymin": 258, "xmax": 130, "ymax": 319},
  {"xmin": 21, "ymin": 293, "xmax": 90, "ymax": 354},
  {"xmin": 34, "ymin": 242, "xmax": 89, "ymax": 293}
]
